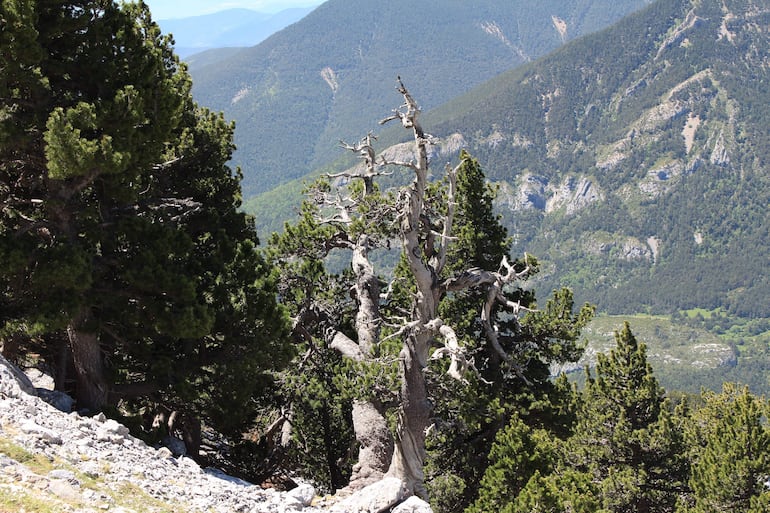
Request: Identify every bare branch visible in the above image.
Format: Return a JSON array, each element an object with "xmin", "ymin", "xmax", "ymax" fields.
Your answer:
[
  {"xmin": 330, "ymin": 331, "xmax": 365, "ymax": 361},
  {"xmin": 480, "ymin": 284, "xmax": 511, "ymax": 363},
  {"xmin": 340, "ymin": 132, "xmax": 377, "ymax": 162},
  {"xmin": 380, "ymin": 320, "xmax": 422, "ymax": 345},
  {"xmin": 152, "ymin": 156, "xmax": 182, "ymax": 171},
  {"xmin": 442, "ymin": 267, "xmax": 498, "ymax": 292},
  {"xmin": 379, "ymin": 156, "xmax": 419, "ymax": 171},
  {"xmin": 326, "ymin": 168, "xmax": 394, "ymax": 181},
  {"xmin": 426, "ymin": 319, "xmax": 468, "ymax": 382},
  {"xmin": 499, "ymin": 254, "xmax": 534, "ymax": 282},
  {"xmin": 151, "ymin": 197, "xmax": 202, "ymax": 222},
  {"xmin": 436, "ymin": 162, "xmax": 459, "ymax": 274}
]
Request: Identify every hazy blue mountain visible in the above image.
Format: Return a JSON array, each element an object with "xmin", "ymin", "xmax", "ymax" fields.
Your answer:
[
  {"xmin": 157, "ymin": 7, "xmax": 315, "ymax": 58},
  {"xmin": 190, "ymin": 0, "xmax": 652, "ymax": 196}
]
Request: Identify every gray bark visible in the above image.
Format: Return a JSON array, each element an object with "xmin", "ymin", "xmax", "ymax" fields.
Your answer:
[
  {"xmin": 330, "ymin": 79, "xmax": 533, "ymax": 504},
  {"xmin": 331, "ymin": 232, "xmax": 393, "ymax": 491},
  {"xmin": 347, "ymin": 233, "xmax": 394, "ymax": 489},
  {"xmin": 349, "ymin": 400, "xmax": 393, "ymax": 488},
  {"xmin": 380, "ymin": 78, "xmax": 441, "ymax": 499}
]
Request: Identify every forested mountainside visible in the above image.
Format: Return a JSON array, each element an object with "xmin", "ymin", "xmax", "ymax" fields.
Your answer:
[
  {"xmin": 253, "ymin": 0, "xmax": 770, "ymax": 319},
  {"xmin": 4, "ymin": 3, "xmax": 770, "ymax": 512},
  {"xmin": 190, "ymin": 0, "xmax": 651, "ymax": 196},
  {"xmin": 422, "ymin": 0, "xmax": 770, "ymax": 317}
]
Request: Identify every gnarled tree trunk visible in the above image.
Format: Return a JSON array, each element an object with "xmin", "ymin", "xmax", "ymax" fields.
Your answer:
[
  {"xmin": 324, "ymin": 80, "xmax": 536, "ymax": 511},
  {"xmin": 332, "ymin": 234, "xmax": 394, "ymax": 490},
  {"xmin": 67, "ymin": 307, "xmax": 108, "ymax": 412},
  {"xmin": 383, "ymin": 78, "xmax": 443, "ymax": 499}
]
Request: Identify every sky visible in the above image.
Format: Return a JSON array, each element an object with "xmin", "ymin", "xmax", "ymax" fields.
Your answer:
[{"xmin": 143, "ymin": 0, "xmax": 324, "ymax": 20}]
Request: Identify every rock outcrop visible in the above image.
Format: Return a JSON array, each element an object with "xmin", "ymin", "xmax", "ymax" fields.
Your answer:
[
  {"xmin": 0, "ymin": 354, "xmax": 433, "ymax": 513},
  {"xmin": 0, "ymin": 356, "xmax": 316, "ymax": 512}
]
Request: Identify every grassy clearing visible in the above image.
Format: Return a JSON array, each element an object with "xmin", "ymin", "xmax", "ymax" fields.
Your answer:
[
  {"xmin": 0, "ymin": 488, "xmax": 64, "ymax": 513},
  {"xmin": 581, "ymin": 313, "xmax": 727, "ymax": 367},
  {"xmin": 571, "ymin": 313, "xmax": 770, "ymax": 395},
  {"xmin": 0, "ymin": 437, "xmax": 57, "ymax": 474}
]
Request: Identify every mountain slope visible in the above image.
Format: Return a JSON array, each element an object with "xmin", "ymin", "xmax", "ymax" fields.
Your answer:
[
  {"xmin": 416, "ymin": 0, "xmax": 770, "ymax": 316},
  {"xmin": 190, "ymin": 0, "xmax": 652, "ymax": 196},
  {"xmin": 249, "ymin": 0, "xmax": 769, "ymax": 319},
  {"xmin": 0, "ymin": 355, "xmax": 326, "ymax": 512}
]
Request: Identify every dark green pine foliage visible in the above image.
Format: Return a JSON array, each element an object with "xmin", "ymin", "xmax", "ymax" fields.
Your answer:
[
  {"xmin": 266, "ymin": 194, "xmax": 363, "ymax": 492},
  {"xmin": 425, "ymin": 152, "xmax": 593, "ymax": 513},
  {"xmin": 0, "ymin": 0, "xmax": 72, "ymax": 334},
  {"xmin": 476, "ymin": 322, "xmax": 688, "ymax": 513},
  {"xmin": 106, "ymin": 104, "xmax": 293, "ymax": 439},
  {"xmin": 1, "ymin": 0, "xmax": 198, "ymax": 406},
  {"xmin": 680, "ymin": 383, "xmax": 770, "ymax": 513},
  {"xmin": 464, "ymin": 398, "xmax": 563, "ymax": 513},
  {"xmin": 0, "ymin": 0, "xmax": 291, "ymax": 441},
  {"xmin": 567, "ymin": 322, "xmax": 688, "ymax": 512},
  {"xmin": 444, "ymin": 150, "xmax": 510, "ymax": 272}
]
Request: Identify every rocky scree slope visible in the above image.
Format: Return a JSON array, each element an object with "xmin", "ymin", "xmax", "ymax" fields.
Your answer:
[{"xmin": 1, "ymin": 355, "xmax": 399, "ymax": 513}]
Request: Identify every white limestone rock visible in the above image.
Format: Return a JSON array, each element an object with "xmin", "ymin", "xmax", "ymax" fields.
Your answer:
[
  {"xmin": 20, "ymin": 419, "xmax": 62, "ymax": 444},
  {"xmin": 392, "ymin": 496, "xmax": 434, "ymax": 513},
  {"xmin": 287, "ymin": 483, "xmax": 316, "ymax": 507},
  {"xmin": 0, "ymin": 354, "xmax": 36, "ymax": 398},
  {"xmin": 331, "ymin": 477, "xmax": 410, "ymax": 513}
]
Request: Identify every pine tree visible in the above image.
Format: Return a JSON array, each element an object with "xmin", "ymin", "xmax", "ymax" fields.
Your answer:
[
  {"xmin": 479, "ymin": 322, "xmax": 689, "ymax": 513},
  {"xmin": 422, "ymin": 151, "xmax": 592, "ymax": 512},
  {"xmin": 567, "ymin": 322, "xmax": 688, "ymax": 512},
  {"xmin": 0, "ymin": 0, "xmax": 291, "ymax": 444},
  {"xmin": 269, "ymin": 83, "xmax": 592, "ymax": 506},
  {"xmin": 680, "ymin": 383, "xmax": 770, "ymax": 513},
  {"xmin": 466, "ymin": 412, "xmax": 558, "ymax": 513}
]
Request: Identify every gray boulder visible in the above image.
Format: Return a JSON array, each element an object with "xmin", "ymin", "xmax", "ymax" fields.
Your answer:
[
  {"xmin": 0, "ymin": 354, "xmax": 36, "ymax": 398},
  {"xmin": 392, "ymin": 496, "xmax": 434, "ymax": 513}
]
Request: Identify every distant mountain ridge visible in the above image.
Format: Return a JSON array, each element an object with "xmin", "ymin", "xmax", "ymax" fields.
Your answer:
[
  {"xmin": 247, "ymin": 0, "xmax": 770, "ymax": 319},
  {"xmin": 189, "ymin": 0, "xmax": 652, "ymax": 196},
  {"xmin": 157, "ymin": 7, "xmax": 315, "ymax": 58}
]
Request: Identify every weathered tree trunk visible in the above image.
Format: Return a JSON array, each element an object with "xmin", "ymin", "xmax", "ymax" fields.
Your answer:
[
  {"xmin": 382, "ymin": 78, "xmax": 443, "ymax": 499},
  {"xmin": 386, "ymin": 337, "xmax": 431, "ymax": 498},
  {"xmin": 349, "ymin": 400, "xmax": 392, "ymax": 488},
  {"xmin": 67, "ymin": 308, "xmax": 108, "ymax": 411},
  {"xmin": 53, "ymin": 337, "xmax": 72, "ymax": 393},
  {"xmin": 333, "ymin": 234, "xmax": 394, "ymax": 491},
  {"xmin": 330, "ymin": 80, "xmax": 530, "ymax": 510},
  {"xmin": 351, "ymin": 234, "xmax": 380, "ymax": 357}
]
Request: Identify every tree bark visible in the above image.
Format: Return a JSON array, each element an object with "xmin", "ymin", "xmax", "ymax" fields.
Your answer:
[
  {"xmin": 67, "ymin": 308, "xmax": 108, "ymax": 411},
  {"xmin": 349, "ymin": 399, "xmax": 393, "ymax": 489},
  {"xmin": 387, "ymin": 338, "xmax": 431, "ymax": 499},
  {"xmin": 326, "ymin": 79, "xmax": 535, "ymax": 504},
  {"xmin": 381, "ymin": 77, "xmax": 441, "ymax": 499},
  {"xmin": 341, "ymin": 234, "xmax": 395, "ymax": 490}
]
